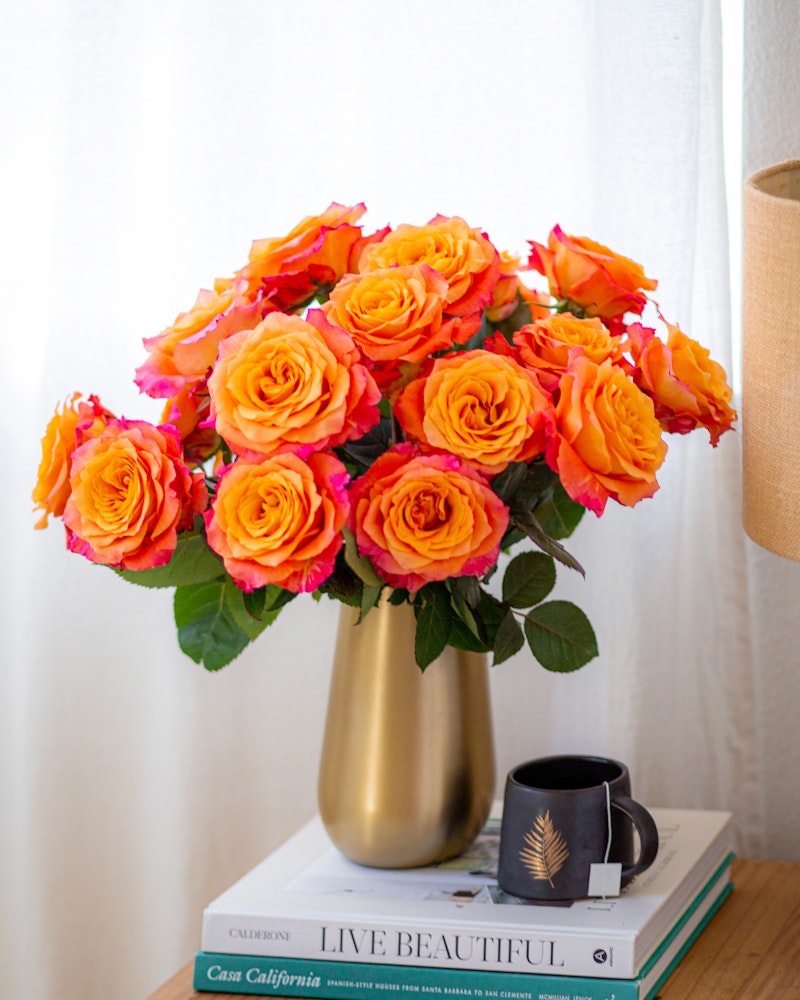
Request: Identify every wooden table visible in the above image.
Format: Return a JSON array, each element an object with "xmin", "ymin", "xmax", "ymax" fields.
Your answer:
[{"xmin": 148, "ymin": 858, "xmax": 800, "ymax": 1000}]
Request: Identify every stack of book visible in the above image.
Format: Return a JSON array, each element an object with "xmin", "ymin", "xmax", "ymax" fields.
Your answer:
[{"xmin": 193, "ymin": 807, "xmax": 734, "ymax": 1000}]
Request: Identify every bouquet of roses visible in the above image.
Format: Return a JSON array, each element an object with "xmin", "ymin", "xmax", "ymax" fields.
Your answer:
[{"xmin": 32, "ymin": 204, "xmax": 736, "ymax": 672}]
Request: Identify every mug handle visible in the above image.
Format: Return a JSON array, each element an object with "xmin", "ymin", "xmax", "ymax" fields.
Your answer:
[{"xmin": 611, "ymin": 795, "xmax": 660, "ymax": 883}]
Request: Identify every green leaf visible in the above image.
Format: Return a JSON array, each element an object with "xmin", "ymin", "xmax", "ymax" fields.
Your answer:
[
  {"xmin": 523, "ymin": 459, "xmax": 562, "ymax": 495},
  {"xmin": 174, "ymin": 580, "xmax": 252, "ymax": 671},
  {"xmin": 535, "ymin": 480, "xmax": 586, "ymax": 540},
  {"xmin": 523, "ymin": 600, "xmax": 598, "ymax": 672},
  {"xmin": 446, "ymin": 577, "xmax": 485, "ymax": 641},
  {"xmin": 448, "ymin": 574, "xmax": 482, "ymax": 609},
  {"xmin": 242, "ymin": 587, "xmax": 266, "ymax": 619},
  {"xmin": 342, "ymin": 527, "xmax": 384, "ymax": 587},
  {"xmin": 449, "ymin": 591, "xmax": 483, "ymax": 642},
  {"xmin": 500, "ymin": 527, "xmax": 526, "ymax": 552},
  {"xmin": 339, "ymin": 419, "xmax": 393, "ymax": 471},
  {"xmin": 116, "ymin": 529, "xmax": 225, "ymax": 589},
  {"xmin": 493, "ymin": 608, "xmax": 525, "ymax": 665},
  {"xmin": 318, "ymin": 552, "xmax": 359, "ymax": 605},
  {"xmin": 502, "ymin": 551, "xmax": 556, "ymax": 608},
  {"xmin": 242, "ymin": 584, "xmax": 295, "ymax": 621},
  {"xmin": 510, "ymin": 507, "xmax": 586, "ymax": 577},
  {"xmin": 359, "ymin": 584, "xmax": 383, "ymax": 621},
  {"xmin": 263, "ymin": 585, "xmax": 297, "ymax": 613},
  {"xmin": 445, "ymin": 587, "xmax": 507, "ymax": 654},
  {"xmin": 227, "ymin": 585, "xmax": 280, "ymax": 641},
  {"xmin": 491, "ymin": 462, "xmax": 528, "ymax": 502},
  {"xmin": 446, "ymin": 616, "xmax": 491, "ymax": 652},
  {"xmin": 414, "ymin": 584, "xmax": 452, "ymax": 670}
]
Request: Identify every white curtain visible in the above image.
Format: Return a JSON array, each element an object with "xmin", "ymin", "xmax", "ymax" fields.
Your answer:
[{"xmin": 2, "ymin": 2, "xmax": 798, "ymax": 998}]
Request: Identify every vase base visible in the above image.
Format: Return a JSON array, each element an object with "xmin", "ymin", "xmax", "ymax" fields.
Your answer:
[{"xmin": 321, "ymin": 796, "xmax": 494, "ymax": 869}]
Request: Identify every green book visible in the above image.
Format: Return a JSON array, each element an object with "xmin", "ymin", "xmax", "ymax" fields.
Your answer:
[{"xmin": 193, "ymin": 856, "xmax": 733, "ymax": 1000}]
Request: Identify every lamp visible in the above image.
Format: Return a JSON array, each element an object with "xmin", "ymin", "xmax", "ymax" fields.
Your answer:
[{"xmin": 742, "ymin": 159, "xmax": 800, "ymax": 560}]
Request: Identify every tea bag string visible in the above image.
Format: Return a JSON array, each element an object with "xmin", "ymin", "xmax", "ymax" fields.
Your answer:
[{"xmin": 603, "ymin": 780, "xmax": 612, "ymax": 863}]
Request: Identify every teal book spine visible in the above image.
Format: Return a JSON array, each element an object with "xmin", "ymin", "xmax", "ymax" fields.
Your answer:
[{"xmin": 193, "ymin": 951, "xmax": 639, "ymax": 1000}]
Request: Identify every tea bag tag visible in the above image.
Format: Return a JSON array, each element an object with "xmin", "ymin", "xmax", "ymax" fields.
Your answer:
[
  {"xmin": 588, "ymin": 781, "xmax": 622, "ymax": 897},
  {"xmin": 588, "ymin": 862, "xmax": 622, "ymax": 897}
]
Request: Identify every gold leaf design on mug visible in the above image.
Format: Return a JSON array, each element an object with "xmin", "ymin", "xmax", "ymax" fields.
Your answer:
[{"xmin": 519, "ymin": 810, "xmax": 570, "ymax": 887}]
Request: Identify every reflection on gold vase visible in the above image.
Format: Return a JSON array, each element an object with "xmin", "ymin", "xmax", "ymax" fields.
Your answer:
[{"xmin": 318, "ymin": 597, "xmax": 496, "ymax": 869}]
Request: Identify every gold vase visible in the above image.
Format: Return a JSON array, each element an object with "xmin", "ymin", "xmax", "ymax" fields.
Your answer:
[{"xmin": 318, "ymin": 597, "xmax": 496, "ymax": 869}]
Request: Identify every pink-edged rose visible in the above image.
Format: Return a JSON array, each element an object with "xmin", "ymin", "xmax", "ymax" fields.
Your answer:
[
  {"xmin": 322, "ymin": 264, "xmax": 453, "ymax": 363},
  {"xmin": 348, "ymin": 443, "xmax": 508, "ymax": 592},
  {"xmin": 395, "ymin": 348, "xmax": 552, "ymax": 477},
  {"xmin": 32, "ymin": 394, "xmax": 116, "ymax": 528},
  {"xmin": 627, "ymin": 321, "xmax": 737, "ymax": 445},
  {"xmin": 136, "ymin": 203, "xmax": 372, "ymax": 400},
  {"xmin": 236, "ymin": 202, "xmax": 369, "ymax": 300},
  {"xmin": 546, "ymin": 355, "xmax": 667, "ymax": 515},
  {"xmin": 207, "ymin": 310, "xmax": 381, "ymax": 458},
  {"xmin": 205, "ymin": 451, "xmax": 349, "ymax": 593},
  {"xmin": 358, "ymin": 214, "xmax": 501, "ymax": 339},
  {"xmin": 135, "ymin": 280, "xmax": 269, "ymax": 399},
  {"xmin": 62, "ymin": 419, "xmax": 208, "ymax": 570},
  {"xmin": 513, "ymin": 312, "xmax": 626, "ymax": 392},
  {"xmin": 528, "ymin": 225, "xmax": 657, "ymax": 319}
]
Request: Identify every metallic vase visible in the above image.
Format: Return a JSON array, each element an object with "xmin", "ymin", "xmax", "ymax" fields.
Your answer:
[{"xmin": 318, "ymin": 597, "xmax": 496, "ymax": 869}]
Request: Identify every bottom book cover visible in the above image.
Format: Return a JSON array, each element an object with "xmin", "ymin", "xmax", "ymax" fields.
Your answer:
[{"xmin": 193, "ymin": 865, "xmax": 732, "ymax": 1000}]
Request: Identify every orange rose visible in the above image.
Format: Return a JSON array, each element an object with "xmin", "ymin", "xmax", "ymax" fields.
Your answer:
[
  {"xmin": 135, "ymin": 281, "xmax": 267, "ymax": 398},
  {"xmin": 205, "ymin": 451, "xmax": 349, "ymax": 593},
  {"xmin": 207, "ymin": 311, "xmax": 380, "ymax": 458},
  {"xmin": 529, "ymin": 225, "xmax": 657, "ymax": 319},
  {"xmin": 348, "ymin": 443, "xmax": 508, "ymax": 592},
  {"xmin": 323, "ymin": 265, "xmax": 452, "ymax": 362},
  {"xmin": 137, "ymin": 204, "xmax": 370, "ymax": 400},
  {"xmin": 546, "ymin": 355, "xmax": 667, "ymax": 515},
  {"xmin": 628, "ymin": 321, "xmax": 737, "ymax": 445},
  {"xmin": 358, "ymin": 215, "xmax": 500, "ymax": 332},
  {"xmin": 238, "ymin": 202, "xmax": 368, "ymax": 293},
  {"xmin": 62, "ymin": 420, "xmax": 208, "ymax": 570},
  {"xmin": 513, "ymin": 312, "xmax": 626, "ymax": 392},
  {"xmin": 32, "ymin": 394, "xmax": 115, "ymax": 528},
  {"xmin": 395, "ymin": 349, "xmax": 552, "ymax": 477}
]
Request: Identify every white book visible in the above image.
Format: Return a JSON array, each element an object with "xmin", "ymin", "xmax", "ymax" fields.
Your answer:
[
  {"xmin": 201, "ymin": 807, "xmax": 733, "ymax": 980},
  {"xmin": 194, "ymin": 864, "xmax": 734, "ymax": 999}
]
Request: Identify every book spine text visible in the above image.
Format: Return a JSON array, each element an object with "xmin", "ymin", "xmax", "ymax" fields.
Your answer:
[
  {"xmin": 193, "ymin": 951, "xmax": 638, "ymax": 1000},
  {"xmin": 201, "ymin": 915, "xmax": 634, "ymax": 979}
]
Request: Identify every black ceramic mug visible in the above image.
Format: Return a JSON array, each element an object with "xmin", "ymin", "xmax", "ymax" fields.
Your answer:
[{"xmin": 497, "ymin": 755, "xmax": 659, "ymax": 901}]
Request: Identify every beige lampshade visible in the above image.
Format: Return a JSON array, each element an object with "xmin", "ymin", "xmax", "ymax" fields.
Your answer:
[{"xmin": 742, "ymin": 160, "xmax": 800, "ymax": 560}]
